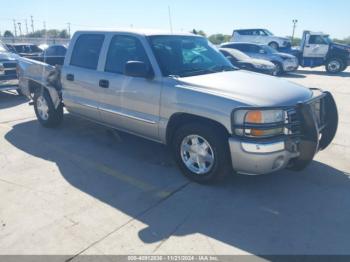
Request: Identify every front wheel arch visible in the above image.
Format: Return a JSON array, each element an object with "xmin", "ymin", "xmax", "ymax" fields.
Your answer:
[{"xmin": 166, "ymin": 113, "xmax": 230, "ymax": 146}]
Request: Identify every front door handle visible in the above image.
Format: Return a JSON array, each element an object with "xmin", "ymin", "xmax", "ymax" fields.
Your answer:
[
  {"xmin": 99, "ymin": 79, "xmax": 109, "ymax": 88},
  {"xmin": 66, "ymin": 74, "xmax": 74, "ymax": 81}
]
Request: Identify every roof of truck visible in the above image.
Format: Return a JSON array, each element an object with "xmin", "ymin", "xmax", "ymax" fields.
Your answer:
[{"xmin": 74, "ymin": 28, "xmax": 196, "ymax": 37}]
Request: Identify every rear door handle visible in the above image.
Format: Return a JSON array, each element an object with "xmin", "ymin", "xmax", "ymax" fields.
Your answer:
[
  {"xmin": 66, "ymin": 74, "xmax": 74, "ymax": 81},
  {"xmin": 99, "ymin": 79, "xmax": 109, "ymax": 88}
]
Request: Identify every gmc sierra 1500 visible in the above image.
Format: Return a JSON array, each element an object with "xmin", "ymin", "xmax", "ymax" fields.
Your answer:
[{"xmin": 18, "ymin": 30, "xmax": 338, "ymax": 183}]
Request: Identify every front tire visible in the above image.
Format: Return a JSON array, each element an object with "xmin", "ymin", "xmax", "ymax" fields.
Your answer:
[
  {"xmin": 272, "ymin": 62, "xmax": 284, "ymax": 76},
  {"xmin": 34, "ymin": 89, "xmax": 63, "ymax": 128},
  {"xmin": 326, "ymin": 58, "xmax": 344, "ymax": 74},
  {"xmin": 172, "ymin": 122, "xmax": 232, "ymax": 184}
]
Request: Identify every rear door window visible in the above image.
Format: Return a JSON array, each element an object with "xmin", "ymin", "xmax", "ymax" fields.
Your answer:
[{"xmin": 70, "ymin": 34, "xmax": 105, "ymax": 70}]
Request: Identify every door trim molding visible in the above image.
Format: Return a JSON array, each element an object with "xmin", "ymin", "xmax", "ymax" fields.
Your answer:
[{"xmin": 100, "ymin": 107, "xmax": 157, "ymax": 125}]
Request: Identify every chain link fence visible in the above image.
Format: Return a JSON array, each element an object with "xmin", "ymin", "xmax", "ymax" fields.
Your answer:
[{"xmin": 0, "ymin": 37, "xmax": 70, "ymax": 45}]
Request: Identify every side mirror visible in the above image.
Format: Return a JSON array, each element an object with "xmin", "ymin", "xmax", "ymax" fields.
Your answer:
[{"xmin": 124, "ymin": 61, "xmax": 154, "ymax": 79}]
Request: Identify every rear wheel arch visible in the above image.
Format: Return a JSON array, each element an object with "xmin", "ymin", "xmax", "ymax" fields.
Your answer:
[{"xmin": 165, "ymin": 113, "xmax": 230, "ymax": 146}]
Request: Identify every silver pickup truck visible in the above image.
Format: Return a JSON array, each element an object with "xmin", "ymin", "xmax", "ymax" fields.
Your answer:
[{"xmin": 18, "ymin": 30, "xmax": 338, "ymax": 183}]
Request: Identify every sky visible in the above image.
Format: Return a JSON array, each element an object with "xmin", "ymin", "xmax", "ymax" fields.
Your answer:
[{"xmin": 0, "ymin": 0, "xmax": 349, "ymax": 39}]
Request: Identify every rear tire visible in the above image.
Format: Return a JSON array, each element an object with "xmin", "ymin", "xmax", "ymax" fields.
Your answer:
[
  {"xmin": 171, "ymin": 122, "xmax": 232, "ymax": 184},
  {"xmin": 326, "ymin": 58, "xmax": 344, "ymax": 74},
  {"xmin": 34, "ymin": 89, "xmax": 63, "ymax": 128}
]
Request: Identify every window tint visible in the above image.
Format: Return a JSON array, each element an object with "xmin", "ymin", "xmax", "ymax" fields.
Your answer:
[
  {"xmin": 56, "ymin": 46, "xmax": 67, "ymax": 56},
  {"xmin": 309, "ymin": 35, "xmax": 327, "ymax": 45},
  {"xmin": 149, "ymin": 35, "xmax": 233, "ymax": 77},
  {"xmin": 70, "ymin": 34, "xmax": 105, "ymax": 69},
  {"xmin": 105, "ymin": 35, "xmax": 150, "ymax": 74},
  {"xmin": 237, "ymin": 30, "xmax": 253, "ymax": 36},
  {"xmin": 44, "ymin": 47, "xmax": 56, "ymax": 56}
]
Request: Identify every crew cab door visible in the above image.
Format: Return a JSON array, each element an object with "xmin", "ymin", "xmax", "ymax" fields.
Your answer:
[
  {"xmin": 98, "ymin": 33, "xmax": 161, "ymax": 141},
  {"xmin": 61, "ymin": 33, "xmax": 106, "ymax": 121},
  {"xmin": 303, "ymin": 34, "xmax": 329, "ymax": 58}
]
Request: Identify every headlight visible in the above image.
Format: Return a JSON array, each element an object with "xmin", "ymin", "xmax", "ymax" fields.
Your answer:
[
  {"xmin": 254, "ymin": 64, "xmax": 274, "ymax": 70},
  {"xmin": 233, "ymin": 109, "xmax": 285, "ymax": 138},
  {"xmin": 253, "ymin": 64, "xmax": 267, "ymax": 69}
]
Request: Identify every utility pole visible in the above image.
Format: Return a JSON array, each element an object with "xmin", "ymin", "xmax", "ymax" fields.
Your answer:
[
  {"xmin": 168, "ymin": 6, "xmax": 173, "ymax": 34},
  {"xmin": 13, "ymin": 19, "xmax": 17, "ymax": 37},
  {"xmin": 30, "ymin": 15, "xmax": 34, "ymax": 33},
  {"xmin": 43, "ymin": 21, "xmax": 46, "ymax": 31},
  {"xmin": 67, "ymin": 22, "xmax": 71, "ymax": 38},
  {"xmin": 292, "ymin": 19, "xmax": 298, "ymax": 45},
  {"xmin": 25, "ymin": 19, "xmax": 29, "ymax": 35},
  {"xmin": 17, "ymin": 22, "xmax": 22, "ymax": 37}
]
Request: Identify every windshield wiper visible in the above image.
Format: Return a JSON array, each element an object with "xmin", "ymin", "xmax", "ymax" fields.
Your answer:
[
  {"xmin": 209, "ymin": 65, "xmax": 237, "ymax": 72},
  {"xmin": 177, "ymin": 68, "xmax": 215, "ymax": 77}
]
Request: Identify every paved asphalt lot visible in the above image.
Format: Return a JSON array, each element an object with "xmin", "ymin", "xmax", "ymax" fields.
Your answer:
[{"xmin": 0, "ymin": 67, "xmax": 349, "ymax": 258}]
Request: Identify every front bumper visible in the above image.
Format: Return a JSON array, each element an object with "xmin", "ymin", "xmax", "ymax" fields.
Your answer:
[
  {"xmin": 229, "ymin": 138, "xmax": 299, "ymax": 175},
  {"xmin": 283, "ymin": 61, "xmax": 299, "ymax": 72},
  {"xmin": 229, "ymin": 90, "xmax": 338, "ymax": 175}
]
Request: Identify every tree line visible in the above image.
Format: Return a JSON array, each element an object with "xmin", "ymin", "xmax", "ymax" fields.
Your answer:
[{"xmin": 0, "ymin": 29, "xmax": 69, "ymax": 39}]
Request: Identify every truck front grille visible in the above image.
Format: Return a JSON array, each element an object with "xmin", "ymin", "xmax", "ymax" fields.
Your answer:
[{"xmin": 285, "ymin": 109, "xmax": 301, "ymax": 136}]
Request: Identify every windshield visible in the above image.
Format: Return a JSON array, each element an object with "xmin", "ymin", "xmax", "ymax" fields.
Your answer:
[
  {"xmin": 227, "ymin": 49, "xmax": 251, "ymax": 60},
  {"xmin": 262, "ymin": 45, "xmax": 278, "ymax": 54},
  {"xmin": 323, "ymin": 35, "xmax": 333, "ymax": 44},
  {"xmin": 148, "ymin": 35, "xmax": 235, "ymax": 77},
  {"xmin": 264, "ymin": 30, "xmax": 274, "ymax": 36},
  {"xmin": 0, "ymin": 42, "xmax": 8, "ymax": 52}
]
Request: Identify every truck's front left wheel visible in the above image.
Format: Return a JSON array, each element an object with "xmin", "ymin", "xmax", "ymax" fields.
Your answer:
[
  {"xmin": 326, "ymin": 58, "xmax": 344, "ymax": 74},
  {"xmin": 172, "ymin": 122, "xmax": 232, "ymax": 184},
  {"xmin": 34, "ymin": 89, "xmax": 63, "ymax": 128}
]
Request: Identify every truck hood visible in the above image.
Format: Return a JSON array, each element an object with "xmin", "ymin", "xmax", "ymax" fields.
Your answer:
[
  {"xmin": 243, "ymin": 58, "xmax": 275, "ymax": 67},
  {"xmin": 274, "ymin": 52, "xmax": 296, "ymax": 59},
  {"xmin": 176, "ymin": 70, "xmax": 312, "ymax": 106}
]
